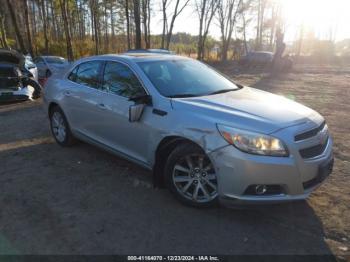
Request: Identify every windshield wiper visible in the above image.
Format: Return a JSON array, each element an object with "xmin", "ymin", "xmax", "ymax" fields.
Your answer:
[
  {"xmin": 207, "ymin": 88, "xmax": 239, "ymax": 96},
  {"xmin": 168, "ymin": 94, "xmax": 198, "ymax": 98},
  {"xmin": 169, "ymin": 87, "xmax": 241, "ymax": 98}
]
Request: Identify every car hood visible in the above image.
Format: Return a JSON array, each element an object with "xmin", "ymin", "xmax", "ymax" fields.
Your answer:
[{"xmin": 171, "ymin": 87, "xmax": 323, "ymax": 134}]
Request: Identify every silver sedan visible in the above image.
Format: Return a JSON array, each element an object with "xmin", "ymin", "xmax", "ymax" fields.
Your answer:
[{"xmin": 43, "ymin": 53, "xmax": 333, "ymax": 207}]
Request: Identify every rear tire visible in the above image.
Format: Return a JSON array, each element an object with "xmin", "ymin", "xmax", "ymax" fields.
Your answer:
[
  {"xmin": 49, "ymin": 106, "xmax": 76, "ymax": 146},
  {"xmin": 164, "ymin": 143, "xmax": 218, "ymax": 208}
]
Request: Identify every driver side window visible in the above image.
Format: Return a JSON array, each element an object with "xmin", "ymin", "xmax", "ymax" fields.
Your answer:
[{"xmin": 102, "ymin": 62, "xmax": 145, "ymax": 98}]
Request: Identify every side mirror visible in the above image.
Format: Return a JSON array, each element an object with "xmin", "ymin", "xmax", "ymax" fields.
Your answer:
[
  {"xmin": 129, "ymin": 94, "xmax": 152, "ymax": 105},
  {"xmin": 128, "ymin": 94, "xmax": 152, "ymax": 122},
  {"xmin": 129, "ymin": 103, "xmax": 146, "ymax": 122}
]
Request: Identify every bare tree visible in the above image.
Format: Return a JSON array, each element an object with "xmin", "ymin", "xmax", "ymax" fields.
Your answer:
[
  {"xmin": 161, "ymin": 0, "xmax": 190, "ymax": 49},
  {"xmin": 241, "ymin": 11, "xmax": 249, "ymax": 55},
  {"xmin": 142, "ymin": 0, "xmax": 151, "ymax": 48},
  {"xmin": 90, "ymin": 0, "xmax": 100, "ymax": 54},
  {"xmin": 133, "ymin": 0, "xmax": 142, "ymax": 49},
  {"xmin": 196, "ymin": 0, "xmax": 218, "ymax": 60},
  {"xmin": 255, "ymin": 0, "xmax": 267, "ymax": 50},
  {"xmin": 217, "ymin": 0, "xmax": 243, "ymax": 61},
  {"xmin": 0, "ymin": 9, "xmax": 8, "ymax": 49},
  {"xmin": 23, "ymin": 0, "xmax": 34, "ymax": 55},
  {"xmin": 41, "ymin": 0, "xmax": 49, "ymax": 54},
  {"xmin": 59, "ymin": 0, "xmax": 74, "ymax": 61},
  {"xmin": 161, "ymin": 0, "xmax": 167, "ymax": 48},
  {"xmin": 5, "ymin": 0, "xmax": 27, "ymax": 53},
  {"xmin": 125, "ymin": 0, "xmax": 131, "ymax": 49}
]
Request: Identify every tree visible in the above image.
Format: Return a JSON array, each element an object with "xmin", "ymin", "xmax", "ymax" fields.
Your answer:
[
  {"xmin": 41, "ymin": 0, "xmax": 49, "ymax": 54},
  {"xmin": 217, "ymin": 0, "xmax": 243, "ymax": 61},
  {"xmin": 5, "ymin": 0, "xmax": 27, "ymax": 53},
  {"xmin": 23, "ymin": 0, "xmax": 34, "ymax": 55},
  {"xmin": 142, "ymin": 0, "xmax": 151, "ymax": 48},
  {"xmin": 90, "ymin": 0, "xmax": 100, "ymax": 55},
  {"xmin": 59, "ymin": 0, "xmax": 74, "ymax": 61},
  {"xmin": 240, "ymin": 11, "xmax": 249, "ymax": 55},
  {"xmin": 0, "ymin": 8, "xmax": 8, "ymax": 49},
  {"xmin": 255, "ymin": 0, "xmax": 267, "ymax": 50},
  {"xmin": 161, "ymin": 0, "xmax": 190, "ymax": 49},
  {"xmin": 125, "ymin": 0, "xmax": 131, "ymax": 49},
  {"xmin": 196, "ymin": 0, "xmax": 218, "ymax": 60},
  {"xmin": 133, "ymin": 0, "xmax": 142, "ymax": 49}
]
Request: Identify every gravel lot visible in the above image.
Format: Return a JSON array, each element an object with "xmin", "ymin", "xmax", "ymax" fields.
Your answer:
[{"xmin": 0, "ymin": 63, "xmax": 349, "ymax": 257}]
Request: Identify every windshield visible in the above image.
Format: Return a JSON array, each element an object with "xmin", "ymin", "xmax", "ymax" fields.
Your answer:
[
  {"xmin": 46, "ymin": 57, "xmax": 66, "ymax": 64},
  {"xmin": 137, "ymin": 59, "xmax": 239, "ymax": 97}
]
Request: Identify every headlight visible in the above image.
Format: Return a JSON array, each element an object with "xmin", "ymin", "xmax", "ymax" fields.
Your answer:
[{"xmin": 217, "ymin": 124, "xmax": 289, "ymax": 157}]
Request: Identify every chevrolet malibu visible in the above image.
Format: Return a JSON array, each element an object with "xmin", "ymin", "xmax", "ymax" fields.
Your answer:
[{"xmin": 43, "ymin": 53, "xmax": 333, "ymax": 207}]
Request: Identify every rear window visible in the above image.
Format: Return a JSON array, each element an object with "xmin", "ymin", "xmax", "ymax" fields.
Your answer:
[{"xmin": 68, "ymin": 61, "xmax": 103, "ymax": 89}]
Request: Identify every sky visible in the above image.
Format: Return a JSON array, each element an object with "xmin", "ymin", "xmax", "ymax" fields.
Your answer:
[{"xmin": 149, "ymin": 0, "xmax": 350, "ymax": 42}]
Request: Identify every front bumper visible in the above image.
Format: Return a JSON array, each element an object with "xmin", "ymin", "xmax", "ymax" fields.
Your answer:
[
  {"xmin": 209, "ymin": 136, "xmax": 333, "ymax": 206},
  {"xmin": 0, "ymin": 86, "xmax": 34, "ymax": 102}
]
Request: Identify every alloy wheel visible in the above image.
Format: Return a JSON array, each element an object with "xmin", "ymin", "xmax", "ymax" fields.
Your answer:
[
  {"xmin": 51, "ymin": 111, "xmax": 67, "ymax": 143},
  {"xmin": 172, "ymin": 153, "xmax": 218, "ymax": 203}
]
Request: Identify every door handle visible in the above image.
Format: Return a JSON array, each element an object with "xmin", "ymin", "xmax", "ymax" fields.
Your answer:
[{"xmin": 97, "ymin": 103, "xmax": 107, "ymax": 110}]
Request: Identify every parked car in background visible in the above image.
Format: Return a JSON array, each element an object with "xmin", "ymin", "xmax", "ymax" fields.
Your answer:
[
  {"xmin": 34, "ymin": 56, "xmax": 69, "ymax": 78},
  {"xmin": 44, "ymin": 53, "xmax": 333, "ymax": 207},
  {"xmin": 239, "ymin": 51, "xmax": 274, "ymax": 67},
  {"xmin": 0, "ymin": 49, "xmax": 41, "ymax": 102}
]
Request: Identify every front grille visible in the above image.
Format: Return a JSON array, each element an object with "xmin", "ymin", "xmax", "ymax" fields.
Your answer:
[
  {"xmin": 299, "ymin": 137, "xmax": 328, "ymax": 158},
  {"xmin": 295, "ymin": 121, "xmax": 326, "ymax": 141}
]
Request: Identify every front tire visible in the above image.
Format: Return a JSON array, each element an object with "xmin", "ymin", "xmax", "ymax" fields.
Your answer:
[
  {"xmin": 164, "ymin": 143, "xmax": 219, "ymax": 207},
  {"xmin": 49, "ymin": 106, "xmax": 76, "ymax": 146}
]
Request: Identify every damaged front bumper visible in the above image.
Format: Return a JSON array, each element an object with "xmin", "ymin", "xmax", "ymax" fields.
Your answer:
[
  {"xmin": 0, "ymin": 86, "xmax": 35, "ymax": 102},
  {"xmin": 208, "ymin": 136, "xmax": 333, "ymax": 206}
]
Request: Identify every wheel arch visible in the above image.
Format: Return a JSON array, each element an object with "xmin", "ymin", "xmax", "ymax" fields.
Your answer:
[
  {"xmin": 48, "ymin": 102, "xmax": 59, "ymax": 117},
  {"xmin": 153, "ymin": 135, "xmax": 204, "ymax": 188}
]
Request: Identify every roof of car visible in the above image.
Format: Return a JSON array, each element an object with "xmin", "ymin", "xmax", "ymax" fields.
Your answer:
[
  {"xmin": 249, "ymin": 51, "xmax": 274, "ymax": 55},
  {"xmin": 125, "ymin": 49, "xmax": 175, "ymax": 54},
  {"xmin": 41, "ymin": 56, "xmax": 66, "ymax": 59},
  {"xmin": 97, "ymin": 53, "xmax": 188, "ymax": 63},
  {"xmin": 0, "ymin": 49, "xmax": 24, "ymax": 66}
]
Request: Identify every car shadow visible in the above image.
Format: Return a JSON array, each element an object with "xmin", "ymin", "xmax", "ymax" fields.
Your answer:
[{"xmin": 0, "ymin": 140, "xmax": 337, "ymax": 258}]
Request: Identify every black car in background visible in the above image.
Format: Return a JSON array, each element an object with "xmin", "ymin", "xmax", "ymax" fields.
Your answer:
[
  {"xmin": 0, "ymin": 49, "xmax": 41, "ymax": 102},
  {"xmin": 239, "ymin": 51, "xmax": 274, "ymax": 66}
]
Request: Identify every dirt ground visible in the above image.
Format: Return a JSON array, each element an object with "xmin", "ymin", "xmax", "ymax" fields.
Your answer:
[{"xmin": 0, "ymin": 63, "xmax": 349, "ymax": 258}]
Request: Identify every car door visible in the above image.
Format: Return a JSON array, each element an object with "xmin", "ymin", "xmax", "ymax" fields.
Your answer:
[
  {"xmin": 62, "ymin": 60, "xmax": 106, "ymax": 141},
  {"xmin": 96, "ymin": 61, "xmax": 152, "ymax": 164}
]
